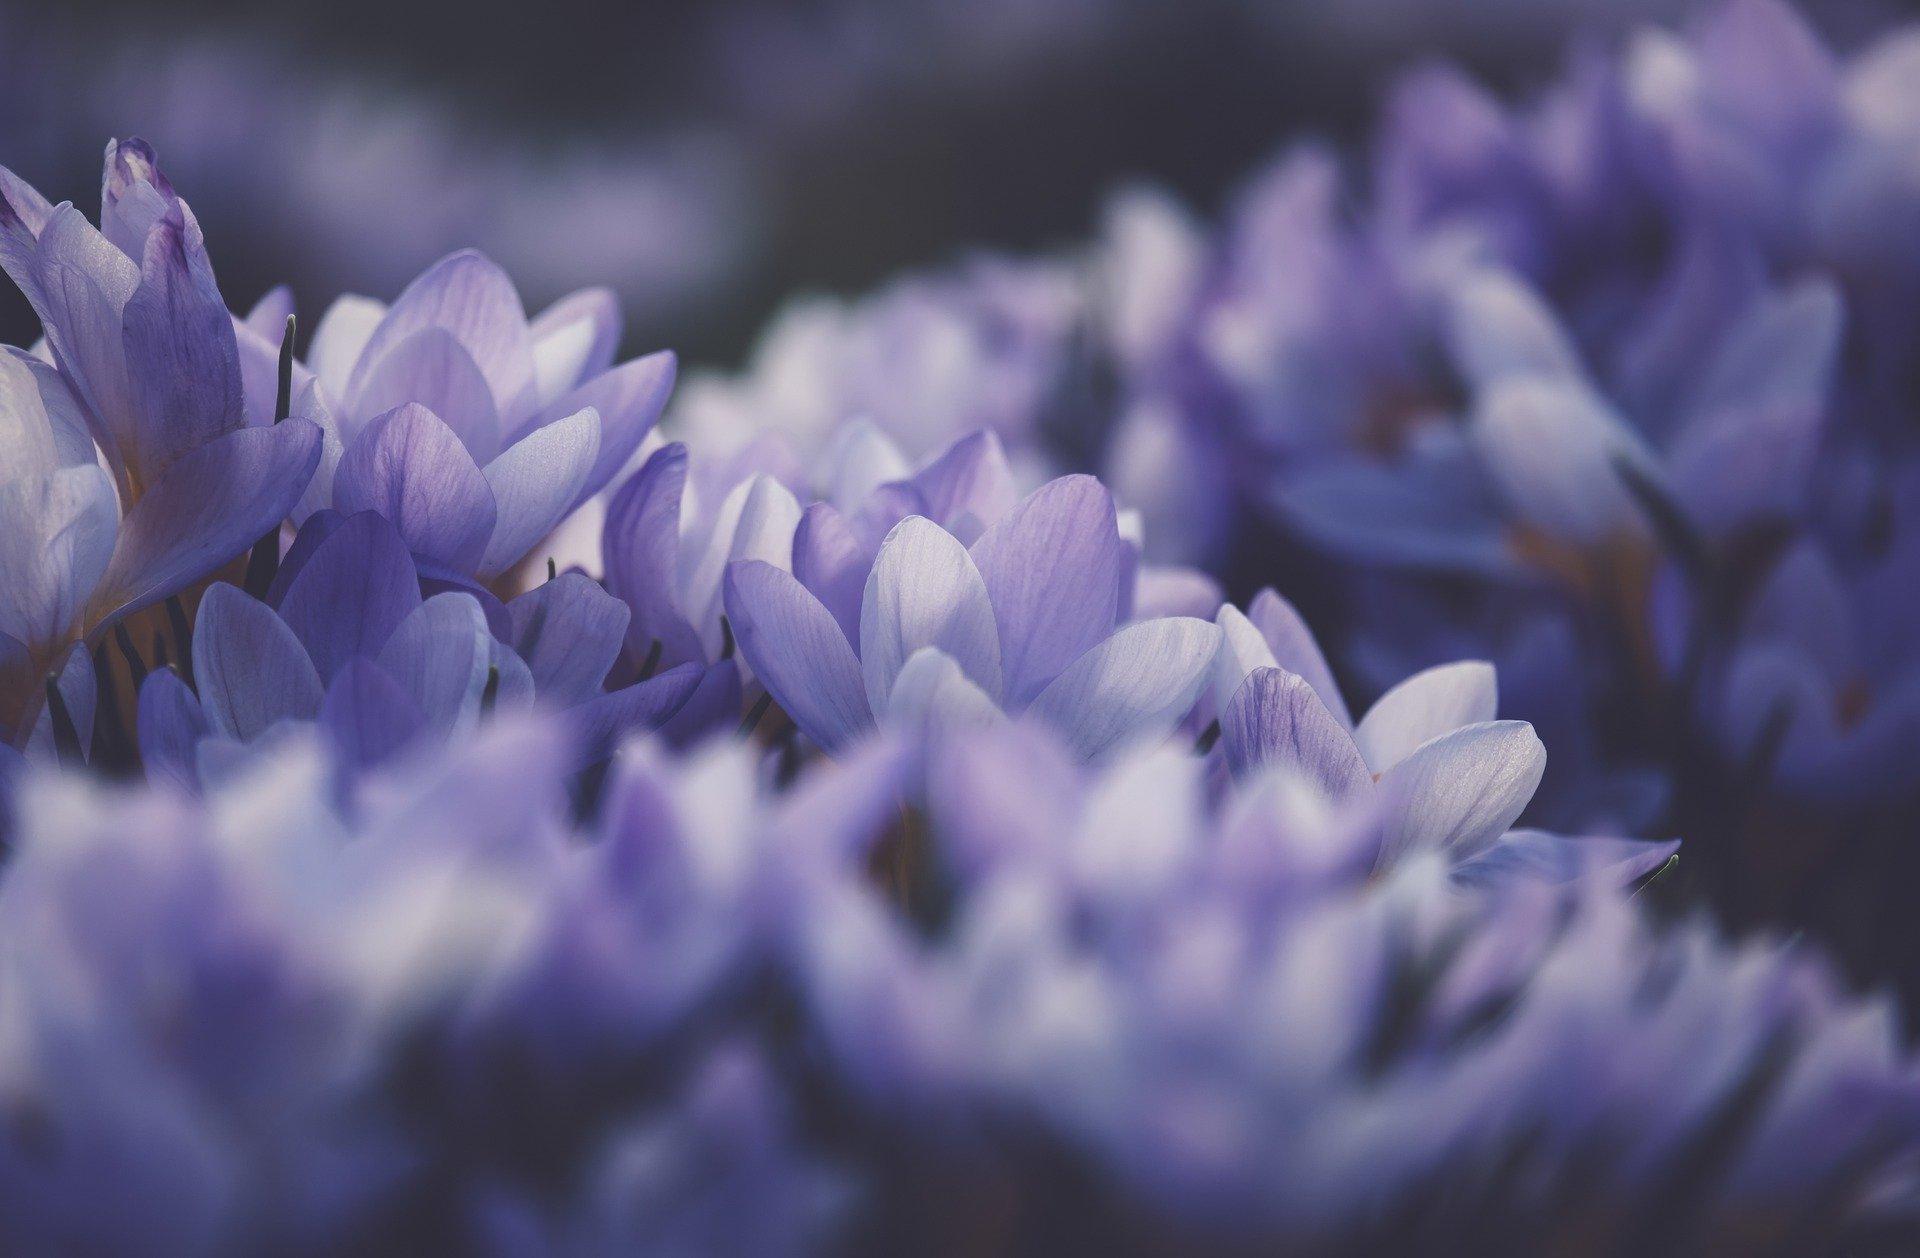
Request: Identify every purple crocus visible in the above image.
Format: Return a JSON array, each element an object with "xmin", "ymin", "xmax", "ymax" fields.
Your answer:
[
  {"xmin": 136, "ymin": 511, "xmax": 699, "ymax": 785},
  {"xmin": 289, "ymin": 248, "xmax": 675, "ymax": 585},
  {"xmin": 724, "ymin": 468, "xmax": 1221, "ymax": 758},
  {"xmin": 0, "ymin": 140, "xmax": 322, "ymax": 750}
]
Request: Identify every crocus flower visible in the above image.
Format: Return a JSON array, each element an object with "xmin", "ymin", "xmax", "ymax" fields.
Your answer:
[
  {"xmin": 0, "ymin": 141, "xmax": 322, "ymax": 749},
  {"xmin": 289, "ymin": 248, "xmax": 676, "ymax": 585},
  {"xmin": 135, "ymin": 511, "xmax": 700, "ymax": 785},
  {"xmin": 724, "ymin": 467, "xmax": 1221, "ymax": 759}
]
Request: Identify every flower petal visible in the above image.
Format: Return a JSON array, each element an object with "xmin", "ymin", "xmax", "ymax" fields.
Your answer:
[
  {"xmin": 320, "ymin": 658, "xmax": 426, "ymax": 771},
  {"xmin": 568, "ymin": 662, "xmax": 704, "ymax": 766},
  {"xmin": 478, "ymin": 406, "xmax": 600, "ymax": 578},
  {"xmin": 525, "ymin": 349, "xmax": 675, "ymax": 501},
  {"xmin": 1027, "ymin": 617, "xmax": 1221, "ymax": 761},
  {"xmin": 191, "ymin": 582, "xmax": 324, "ymax": 742},
  {"xmin": 90, "ymin": 419, "xmax": 323, "ymax": 627},
  {"xmin": 724, "ymin": 560, "xmax": 874, "ymax": 752},
  {"xmin": 792, "ymin": 502, "xmax": 872, "ymax": 648},
  {"xmin": 308, "ymin": 294, "xmax": 386, "ymax": 404},
  {"xmin": 121, "ymin": 202, "xmax": 245, "ymax": 474},
  {"xmin": 374, "ymin": 591, "xmax": 493, "ymax": 736},
  {"xmin": 507, "ymin": 572, "xmax": 630, "ymax": 707},
  {"xmin": 1375, "ymin": 720, "xmax": 1546, "ymax": 865},
  {"xmin": 883, "ymin": 647, "xmax": 1005, "ymax": 740},
  {"xmin": 135, "ymin": 665, "xmax": 208, "ymax": 790},
  {"xmin": 333, "ymin": 403, "xmax": 497, "ymax": 575},
  {"xmin": 1209, "ymin": 603, "xmax": 1279, "ymax": 717},
  {"xmin": 860, "ymin": 516, "xmax": 1002, "ymax": 712},
  {"xmin": 1218, "ymin": 665, "xmax": 1372, "ymax": 799},
  {"xmin": 277, "ymin": 510, "xmax": 423, "ymax": 683},
  {"xmin": 906, "ymin": 429, "xmax": 1018, "ymax": 544},
  {"xmin": 348, "ymin": 326, "xmax": 503, "ymax": 465},
  {"xmin": 602, "ymin": 443, "xmax": 706, "ymax": 668},
  {"xmin": 969, "ymin": 475, "xmax": 1126, "ymax": 706},
  {"xmin": 1352, "ymin": 660, "xmax": 1497, "ymax": 774},
  {"xmin": 1247, "ymin": 588, "xmax": 1352, "ymax": 729},
  {"xmin": 528, "ymin": 286, "xmax": 621, "ymax": 406},
  {"xmin": 346, "ymin": 249, "xmax": 534, "ymax": 417}
]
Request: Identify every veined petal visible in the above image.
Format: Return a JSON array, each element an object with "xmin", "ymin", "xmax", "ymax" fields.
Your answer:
[
  {"xmin": 191, "ymin": 582, "xmax": 324, "ymax": 742},
  {"xmin": 792, "ymin": 502, "xmax": 872, "ymax": 648},
  {"xmin": 277, "ymin": 510, "xmax": 422, "ymax": 682},
  {"xmin": 348, "ymin": 326, "xmax": 503, "ymax": 465},
  {"xmin": 860, "ymin": 516, "xmax": 1002, "ymax": 712},
  {"xmin": 970, "ymin": 475, "xmax": 1126, "ymax": 706},
  {"xmin": 136, "ymin": 665, "xmax": 208, "ymax": 790},
  {"xmin": 1209, "ymin": 603, "xmax": 1280, "ymax": 717},
  {"xmin": 334, "ymin": 403, "xmax": 497, "ymax": 575},
  {"xmin": 884, "ymin": 647, "xmax": 1005, "ymax": 739},
  {"xmin": 320, "ymin": 658, "xmax": 426, "ymax": 771},
  {"xmin": 567, "ymin": 662, "xmax": 704, "ymax": 766},
  {"xmin": 0, "ymin": 465, "xmax": 118, "ymax": 653},
  {"xmin": 89, "ymin": 419, "xmax": 322, "ymax": 628},
  {"xmin": 1353, "ymin": 660, "xmax": 1497, "ymax": 774},
  {"xmin": 346, "ymin": 249, "xmax": 535, "ymax": 417},
  {"xmin": 478, "ymin": 406, "xmax": 600, "ymax": 578},
  {"xmin": 309, "ymin": 294, "xmax": 386, "ymax": 405},
  {"xmin": 602, "ymin": 443, "xmax": 705, "ymax": 668},
  {"xmin": 375, "ymin": 591, "xmax": 493, "ymax": 737},
  {"xmin": 1027, "ymin": 617, "xmax": 1221, "ymax": 761},
  {"xmin": 1247, "ymin": 588, "xmax": 1352, "ymax": 729},
  {"xmin": 526, "ymin": 349, "xmax": 675, "ymax": 501},
  {"xmin": 507, "ymin": 572, "xmax": 630, "ymax": 707},
  {"xmin": 121, "ymin": 202, "xmax": 245, "ymax": 474},
  {"xmin": 1218, "ymin": 666, "xmax": 1372, "ymax": 799},
  {"xmin": 907, "ymin": 429, "xmax": 1018, "ymax": 544},
  {"xmin": 724, "ymin": 560, "xmax": 874, "ymax": 752},
  {"xmin": 1375, "ymin": 720, "xmax": 1546, "ymax": 865}
]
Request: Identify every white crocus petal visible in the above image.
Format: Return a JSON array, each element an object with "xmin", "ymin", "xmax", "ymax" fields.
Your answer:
[
  {"xmin": 477, "ymin": 406, "xmax": 600, "ymax": 578},
  {"xmin": 1374, "ymin": 720, "xmax": 1546, "ymax": 867},
  {"xmin": 1352, "ymin": 660, "xmax": 1497, "ymax": 774},
  {"xmin": 824, "ymin": 420, "xmax": 910, "ymax": 509},
  {"xmin": 860, "ymin": 517, "xmax": 1002, "ymax": 713}
]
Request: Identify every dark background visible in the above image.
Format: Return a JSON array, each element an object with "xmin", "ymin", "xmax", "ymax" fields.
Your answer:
[{"xmin": 2, "ymin": 0, "xmax": 1911, "ymax": 366}]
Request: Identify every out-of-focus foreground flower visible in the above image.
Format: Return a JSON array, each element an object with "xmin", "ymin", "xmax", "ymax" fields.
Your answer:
[{"xmin": 0, "ymin": 719, "xmax": 1910, "ymax": 1254}]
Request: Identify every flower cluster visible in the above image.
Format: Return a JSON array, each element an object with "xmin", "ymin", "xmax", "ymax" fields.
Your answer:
[
  {"xmin": 2, "ymin": 4, "xmax": 1919, "ymax": 1245},
  {"xmin": 682, "ymin": 0, "xmax": 1920, "ymax": 997}
]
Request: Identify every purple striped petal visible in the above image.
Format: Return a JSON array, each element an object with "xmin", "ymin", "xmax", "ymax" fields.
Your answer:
[
  {"xmin": 1246, "ymin": 588, "xmax": 1352, "ymax": 729},
  {"xmin": 334, "ymin": 403, "xmax": 497, "ymax": 575},
  {"xmin": 191, "ymin": 582, "xmax": 323, "ymax": 742},
  {"xmin": 792, "ymin": 502, "xmax": 872, "ymax": 649},
  {"xmin": 860, "ymin": 516, "xmax": 1002, "ymax": 712},
  {"xmin": 374, "ymin": 591, "xmax": 494, "ymax": 736},
  {"xmin": 277, "ymin": 510, "xmax": 422, "ymax": 682},
  {"xmin": 121, "ymin": 202, "xmax": 245, "ymax": 473},
  {"xmin": 349, "ymin": 327, "xmax": 503, "ymax": 464},
  {"xmin": 507, "ymin": 572, "xmax": 630, "ymax": 707},
  {"xmin": 1219, "ymin": 665, "xmax": 1372, "ymax": 799},
  {"xmin": 724, "ymin": 560, "xmax": 874, "ymax": 752},
  {"xmin": 970, "ymin": 475, "xmax": 1126, "ymax": 706},
  {"xmin": 602, "ymin": 443, "xmax": 705, "ymax": 668},
  {"xmin": 346, "ymin": 249, "xmax": 534, "ymax": 417},
  {"xmin": 135, "ymin": 666, "xmax": 207, "ymax": 790}
]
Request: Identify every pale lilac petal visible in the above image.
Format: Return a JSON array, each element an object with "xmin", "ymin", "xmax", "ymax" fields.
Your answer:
[
  {"xmin": 1247, "ymin": 588, "xmax": 1352, "ymax": 729},
  {"xmin": 89, "ymin": 419, "xmax": 323, "ymax": 626},
  {"xmin": 724, "ymin": 560, "xmax": 874, "ymax": 752},
  {"xmin": 860, "ymin": 517, "xmax": 1002, "ymax": 712},
  {"xmin": 121, "ymin": 202, "xmax": 245, "ymax": 471},
  {"xmin": 907, "ymin": 429, "xmax": 1018, "ymax": 544},
  {"xmin": 348, "ymin": 327, "xmax": 503, "ymax": 464},
  {"xmin": 243, "ymin": 285, "xmax": 295, "ymax": 342},
  {"xmin": 1375, "ymin": 720, "xmax": 1547, "ymax": 865},
  {"xmin": 824, "ymin": 421, "xmax": 910, "ymax": 510},
  {"xmin": 1027, "ymin": 617, "xmax": 1221, "ymax": 761},
  {"xmin": 29, "ymin": 206, "xmax": 140, "ymax": 466},
  {"xmin": 528, "ymin": 286, "xmax": 620, "ymax": 406},
  {"xmin": 346, "ymin": 249, "xmax": 534, "ymax": 416},
  {"xmin": 1353, "ymin": 660, "xmax": 1498, "ymax": 774},
  {"xmin": 884, "ymin": 647, "xmax": 1005, "ymax": 739},
  {"xmin": 320, "ymin": 658, "xmax": 426, "ymax": 770},
  {"xmin": 792, "ymin": 502, "xmax": 872, "ymax": 648},
  {"xmin": 602, "ymin": 443, "xmax": 705, "ymax": 668},
  {"xmin": 525, "ymin": 350, "xmax": 675, "ymax": 500},
  {"xmin": 191, "ymin": 582, "xmax": 324, "ymax": 741},
  {"xmin": 374, "ymin": 591, "xmax": 493, "ymax": 735},
  {"xmin": 478, "ymin": 406, "xmax": 600, "ymax": 578},
  {"xmin": 1470, "ymin": 378, "xmax": 1659, "ymax": 546},
  {"xmin": 333, "ymin": 403, "xmax": 497, "ymax": 575},
  {"xmin": 0, "ymin": 465, "xmax": 118, "ymax": 653},
  {"xmin": 1218, "ymin": 666, "xmax": 1372, "ymax": 799},
  {"xmin": 0, "ymin": 165, "xmax": 54, "ymax": 301},
  {"xmin": 507, "ymin": 572, "xmax": 630, "ymax": 707},
  {"xmin": 99, "ymin": 138, "xmax": 177, "ymax": 259},
  {"xmin": 136, "ymin": 666, "xmax": 207, "ymax": 791},
  {"xmin": 1443, "ymin": 269, "xmax": 1583, "ymax": 388},
  {"xmin": 683, "ymin": 474, "xmax": 802, "ymax": 658},
  {"xmin": 277, "ymin": 510, "xmax": 422, "ymax": 682},
  {"xmin": 1209, "ymin": 603, "xmax": 1280, "ymax": 717},
  {"xmin": 308, "ymin": 294, "xmax": 386, "ymax": 404},
  {"xmin": 970, "ymin": 475, "xmax": 1126, "ymax": 706},
  {"xmin": 1132, "ymin": 566, "xmax": 1222, "ymax": 621}
]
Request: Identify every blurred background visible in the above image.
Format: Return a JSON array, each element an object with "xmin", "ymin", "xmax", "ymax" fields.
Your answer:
[{"xmin": 1, "ymin": 0, "xmax": 1911, "ymax": 365}]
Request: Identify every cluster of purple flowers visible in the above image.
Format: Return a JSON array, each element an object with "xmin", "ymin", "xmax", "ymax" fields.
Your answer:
[
  {"xmin": 684, "ymin": 0, "xmax": 1920, "ymax": 995},
  {"xmin": 2, "ymin": 2, "xmax": 1919, "ymax": 1247}
]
